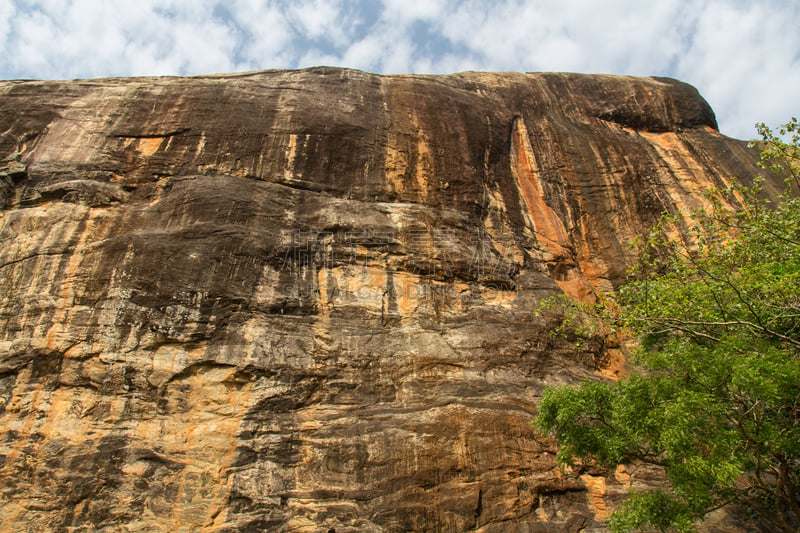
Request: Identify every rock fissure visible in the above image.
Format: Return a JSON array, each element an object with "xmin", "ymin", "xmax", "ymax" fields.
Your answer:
[{"xmin": 111, "ymin": 128, "xmax": 192, "ymax": 139}]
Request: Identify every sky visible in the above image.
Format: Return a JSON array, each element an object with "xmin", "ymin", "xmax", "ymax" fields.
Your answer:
[{"xmin": 0, "ymin": 0, "xmax": 798, "ymax": 140}]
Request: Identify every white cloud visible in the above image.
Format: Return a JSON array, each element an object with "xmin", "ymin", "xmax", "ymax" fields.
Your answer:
[
  {"xmin": 340, "ymin": 32, "xmax": 395, "ymax": 72},
  {"xmin": 674, "ymin": 0, "xmax": 800, "ymax": 138},
  {"xmin": 0, "ymin": 1, "xmax": 13, "ymax": 52},
  {"xmin": 287, "ymin": 0, "xmax": 355, "ymax": 47},
  {"xmin": 226, "ymin": 0, "xmax": 292, "ymax": 67},
  {"xmin": 380, "ymin": 0, "xmax": 450, "ymax": 24},
  {"xmin": 10, "ymin": 8, "xmax": 60, "ymax": 76},
  {"xmin": 437, "ymin": 0, "xmax": 691, "ymax": 74},
  {"xmin": 0, "ymin": 0, "xmax": 797, "ymax": 138}
]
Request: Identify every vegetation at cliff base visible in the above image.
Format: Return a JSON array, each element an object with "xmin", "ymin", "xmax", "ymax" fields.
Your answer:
[{"xmin": 535, "ymin": 119, "xmax": 800, "ymax": 533}]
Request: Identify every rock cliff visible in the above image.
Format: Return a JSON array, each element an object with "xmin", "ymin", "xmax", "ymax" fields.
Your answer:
[{"xmin": 0, "ymin": 68, "xmax": 768, "ymax": 532}]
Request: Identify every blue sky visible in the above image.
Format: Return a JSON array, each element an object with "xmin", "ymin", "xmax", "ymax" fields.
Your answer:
[{"xmin": 1, "ymin": 0, "xmax": 797, "ymax": 139}]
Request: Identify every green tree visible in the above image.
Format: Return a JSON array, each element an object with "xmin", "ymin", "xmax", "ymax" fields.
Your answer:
[{"xmin": 535, "ymin": 119, "xmax": 800, "ymax": 533}]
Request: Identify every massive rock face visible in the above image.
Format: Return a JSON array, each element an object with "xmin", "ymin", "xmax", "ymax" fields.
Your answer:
[{"xmin": 0, "ymin": 68, "xmax": 768, "ymax": 531}]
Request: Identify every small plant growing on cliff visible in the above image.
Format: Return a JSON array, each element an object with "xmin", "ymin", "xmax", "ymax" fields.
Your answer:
[{"xmin": 535, "ymin": 120, "xmax": 800, "ymax": 533}]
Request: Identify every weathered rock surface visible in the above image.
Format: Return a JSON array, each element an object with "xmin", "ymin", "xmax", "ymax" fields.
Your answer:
[{"xmin": 0, "ymin": 68, "xmax": 770, "ymax": 532}]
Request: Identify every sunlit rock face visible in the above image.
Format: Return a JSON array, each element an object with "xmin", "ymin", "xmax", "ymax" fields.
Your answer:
[{"xmin": 0, "ymin": 68, "xmax": 766, "ymax": 532}]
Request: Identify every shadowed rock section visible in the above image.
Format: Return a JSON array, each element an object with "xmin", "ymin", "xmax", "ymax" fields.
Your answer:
[{"xmin": 0, "ymin": 68, "xmax": 769, "ymax": 532}]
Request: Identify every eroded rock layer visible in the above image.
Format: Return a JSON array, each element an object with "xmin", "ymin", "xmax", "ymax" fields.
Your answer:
[{"xmin": 0, "ymin": 68, "xmax": 766, "ymax": 532}]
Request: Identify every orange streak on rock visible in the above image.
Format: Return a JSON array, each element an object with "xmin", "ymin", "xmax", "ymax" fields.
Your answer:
[
  {"xmin": 168, "ymin": 364, "xmax": 253, "ymax": 531},
  {"xmin": 580, "ymin": 474, "xmax": 609, "ymax": 520},
  {"xmin": 137, "ymin": 137, "xmax": 164, "ymax": 157},
  {"xmin": 510, "ymin": 117, "xmax": 570, "ymax": 255}
]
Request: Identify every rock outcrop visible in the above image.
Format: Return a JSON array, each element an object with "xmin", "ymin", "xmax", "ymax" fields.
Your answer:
[{"xmin": 0, "ymin": 68, "xmax": 769, "ymax": 532}]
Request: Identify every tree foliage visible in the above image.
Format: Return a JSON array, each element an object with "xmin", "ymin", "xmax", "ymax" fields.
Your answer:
[{"xmin": 535, "ymin": 119, "xmax": 800, "ymax": 533}]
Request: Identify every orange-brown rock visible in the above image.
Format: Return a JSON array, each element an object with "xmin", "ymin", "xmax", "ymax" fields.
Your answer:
[{"xmin": 0, "ymin": 68, "xmax": 771, "ymax": 532}]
